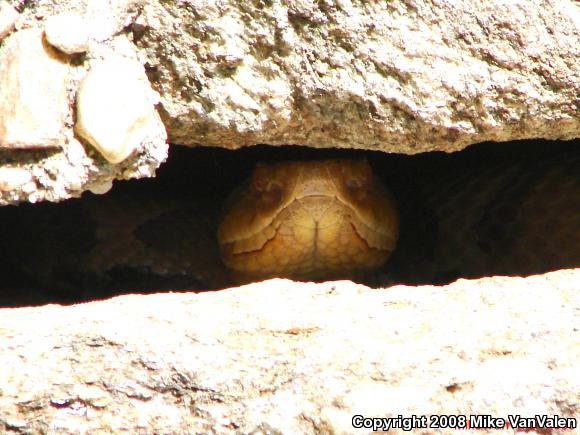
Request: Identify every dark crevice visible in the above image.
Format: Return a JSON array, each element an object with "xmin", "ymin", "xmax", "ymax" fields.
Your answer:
[{"xmin": 0, "ymin": 139, "xmax": 578, "ymax": 307}]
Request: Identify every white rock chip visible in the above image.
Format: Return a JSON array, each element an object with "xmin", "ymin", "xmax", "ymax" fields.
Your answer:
[
  {"xmin": 0, "ymin": 2, "xmax": 18, "ymax": 40},
  {"xmin": 75, "ymin": 57, "xmax": 160, "ymax": 164},
  {"xmin": 0, "ymin": 167, "xmax": 32, "ymax": 191},
  {"xmin": 88, "ymin": 179, "xmax": 113, "ymax": 195},
  {"xmin": 44, "ymin": 12, "xmax": 89, "ymax": 54},
  {"xmin": 20, "ymin": 181, "xmax": 37, "ymax": 195},
  {"xmin": 0, "ymin": 28, "xmax": 70, "ymax": 148}
]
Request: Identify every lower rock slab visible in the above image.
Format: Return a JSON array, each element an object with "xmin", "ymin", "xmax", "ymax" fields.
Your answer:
[{"xmin": 0, "ymin": 270, "xmax": 578, "ymax": 434}]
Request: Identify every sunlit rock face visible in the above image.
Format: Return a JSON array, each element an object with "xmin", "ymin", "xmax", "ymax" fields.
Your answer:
[{"xmin": 0, "ymin": 28, "xmax": 69, "ymax": 149}]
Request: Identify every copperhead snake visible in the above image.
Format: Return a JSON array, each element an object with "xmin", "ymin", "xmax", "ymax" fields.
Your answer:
[
  {"xmin": 0, "ymin": 142, "xmax": 578, "ymax": 303},
  {"xmin": 217, "ymin": 159, "xmax": 399, "ymax": 281}
]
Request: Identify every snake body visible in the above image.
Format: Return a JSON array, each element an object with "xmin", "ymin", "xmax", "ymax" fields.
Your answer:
[{"xmin": 0, "ymin": 143, "xmax": 578, "ymax": 303}]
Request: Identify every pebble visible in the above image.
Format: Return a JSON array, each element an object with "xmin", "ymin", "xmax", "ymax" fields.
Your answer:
[
  {"xmin": 0, "ymin": 167, "xmax": 33, "ymax": 191},
  {"xmin": 44, "ymin": 12, "xmax": 89, "ymax": 55},
  {"xmin": 75, "ymin": 56, "xmax": 160, "ymax": 164}
]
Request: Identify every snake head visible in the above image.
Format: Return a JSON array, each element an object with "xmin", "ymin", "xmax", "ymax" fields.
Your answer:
[{"xmin": 217, "ymin": 159, "xmax": 399, "ymax": 281}]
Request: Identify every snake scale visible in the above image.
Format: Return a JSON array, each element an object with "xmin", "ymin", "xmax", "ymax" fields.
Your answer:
[{"xmin": 0, "ymin": 142, "xmax": 578, "ymax": 304}]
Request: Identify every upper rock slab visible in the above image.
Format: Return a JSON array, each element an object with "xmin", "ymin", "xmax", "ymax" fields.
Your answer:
[{"xmin": 135, "ymin": 0, "xmax": 579, "ymax": 152}]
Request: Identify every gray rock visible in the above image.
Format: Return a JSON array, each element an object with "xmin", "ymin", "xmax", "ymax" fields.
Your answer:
[
  {"xmin": 135, "ymin": 0, "xmax": 580, "ymax": 152},
  {"xmin": 0, "ymin": 27, "xmax": 167, "ymax": 204},
  {"xmin": 0, "ymin": 0, "xmax": 577, "ymax": 202}
]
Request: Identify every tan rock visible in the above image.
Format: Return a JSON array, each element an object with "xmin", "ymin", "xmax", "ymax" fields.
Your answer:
[
  {"xmin": 0, "ymin": 2, "xmax": 18, "ymax": 40},
  {"xmin": 44, "ymin": 12, "xmax": 89, "ymax": 54},
  {"xmin": 0, "ymin": 270, "xmax": 578, "ymax": 433},
  {"xmin": 75, "ymin": 56, "xmax": 161, "ymax": 164},
  {"xmin": 0, "ymin": 28, "xmax": 70, "ymax": 149},
  {"xmin": 0, "ymin": 167, "xmax": 32, "ymax": 191}
]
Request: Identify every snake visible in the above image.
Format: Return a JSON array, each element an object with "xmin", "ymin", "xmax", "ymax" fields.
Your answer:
[
  {"xmin": 0, "ymin": 142, "xmax": 578, "ymax": 304},
  {"xmin": 217, "ymin": 159, "xmax": 399, "ymax": 282}
]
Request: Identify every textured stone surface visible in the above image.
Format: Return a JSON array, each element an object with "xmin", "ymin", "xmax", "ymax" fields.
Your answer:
[
  {"xmin": 0, "ymin": 167, "xmax": 32, "ymax": 191},
  {"xmin": 0, "ymin": 0, "xmax": 168, "ymax": 206},
  {"xmin": 9, "ymin": 0, "xmax": 143, "ymax": 43},
  {"xmin": 0, "ymin": 32, "xmax": 167, "ymax": 205},
  {"xmin": 44, "ymin": 12, "xmax": 89, "ymax": 54},
  {"xmin": 0, "ymin": 28, "xmax": 69, "ymax": 148},
  {"xmin": 135, "ymin": 0, "xmax": 580, "ymax": 152},
  {"xmin": 0, "ymin": 2, "xmax": 18, "ymax": 40},
  {"xmin": 0, "ymin": 0, "xmax": 577, "ymax": 204},
  {"xmin": 0, "ymin": 270, "xmax": 578, "ymax": 433},
  {"xmin": 75, "ymin": 56, "xmax": 162, "ymax": 163},
  {"xmin": 0, "ymin": 125, "xmax": 167, "ymax": 206}
]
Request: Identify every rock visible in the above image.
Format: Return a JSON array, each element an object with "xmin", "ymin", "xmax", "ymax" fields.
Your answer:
[
  {"xmin": 83, "ymin": 0, "xmax": 143, "ymax": 42},
  {"xmin": 0, "ymin": 28, "xmax": 70, "ymax": 149},
  {"xmin": 0, "ymin": 5, "xmax": 168, "ymax": 206},
  {"xmin": 0, "ymin": 270, "xmax": 578, "ymax": 433},
  {"xmin": 9, "ymin": 0, "xmax": 143, "ymax": 43},
  {"xmin": 136, "ymin": 0, "xmax": 579, "ymax": 152},
  {"xmin": 0, "ymin": 167, "xmax": 32, "ymax": 191},
  {"xmin": 0, "ymin": 1, "xmax": 576, "ymax": 431},
  {"xmin": 44, "ymin": 12, "xmax": 89, "ymax": 54},
  {"xmin": 0, "ymin": 0, "xmax": 577, "ymax": 203},
  {"xmin": 0, "ymin": 2, "xmax": 18, "ymax": 40},
  {"xmin": 75, "ymin": 56, "xmax": 162, "ymax": 164},
  {"xmin": 88, "ymin": 179, "xmax": 113, "ymax": 195}
]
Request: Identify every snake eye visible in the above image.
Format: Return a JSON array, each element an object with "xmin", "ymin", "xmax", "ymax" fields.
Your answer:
[
  {"xmin": 264, "ymin": 181, "xmax": 282, "ymax": 193},
  {"xmin": 253, "ymin": 176, "xmax": 282, "ymax": 194},
  {"xmin": 258, "ymin": 180, "xmax": 283, "ymax": 204},
  {"xmin": 252, "ymin": 164, "xmax": 272, "ymax": 192},
  {"xmin": 346, "ymin": 177, "xmax": 363, "ymax": 190},
  {"xmin": 251, "ymin": 165, "xmax": 283, "ymax": 205},
  {"xmin": 342, "ymin": 160, "xmax": 373, "ymax": 193}
]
